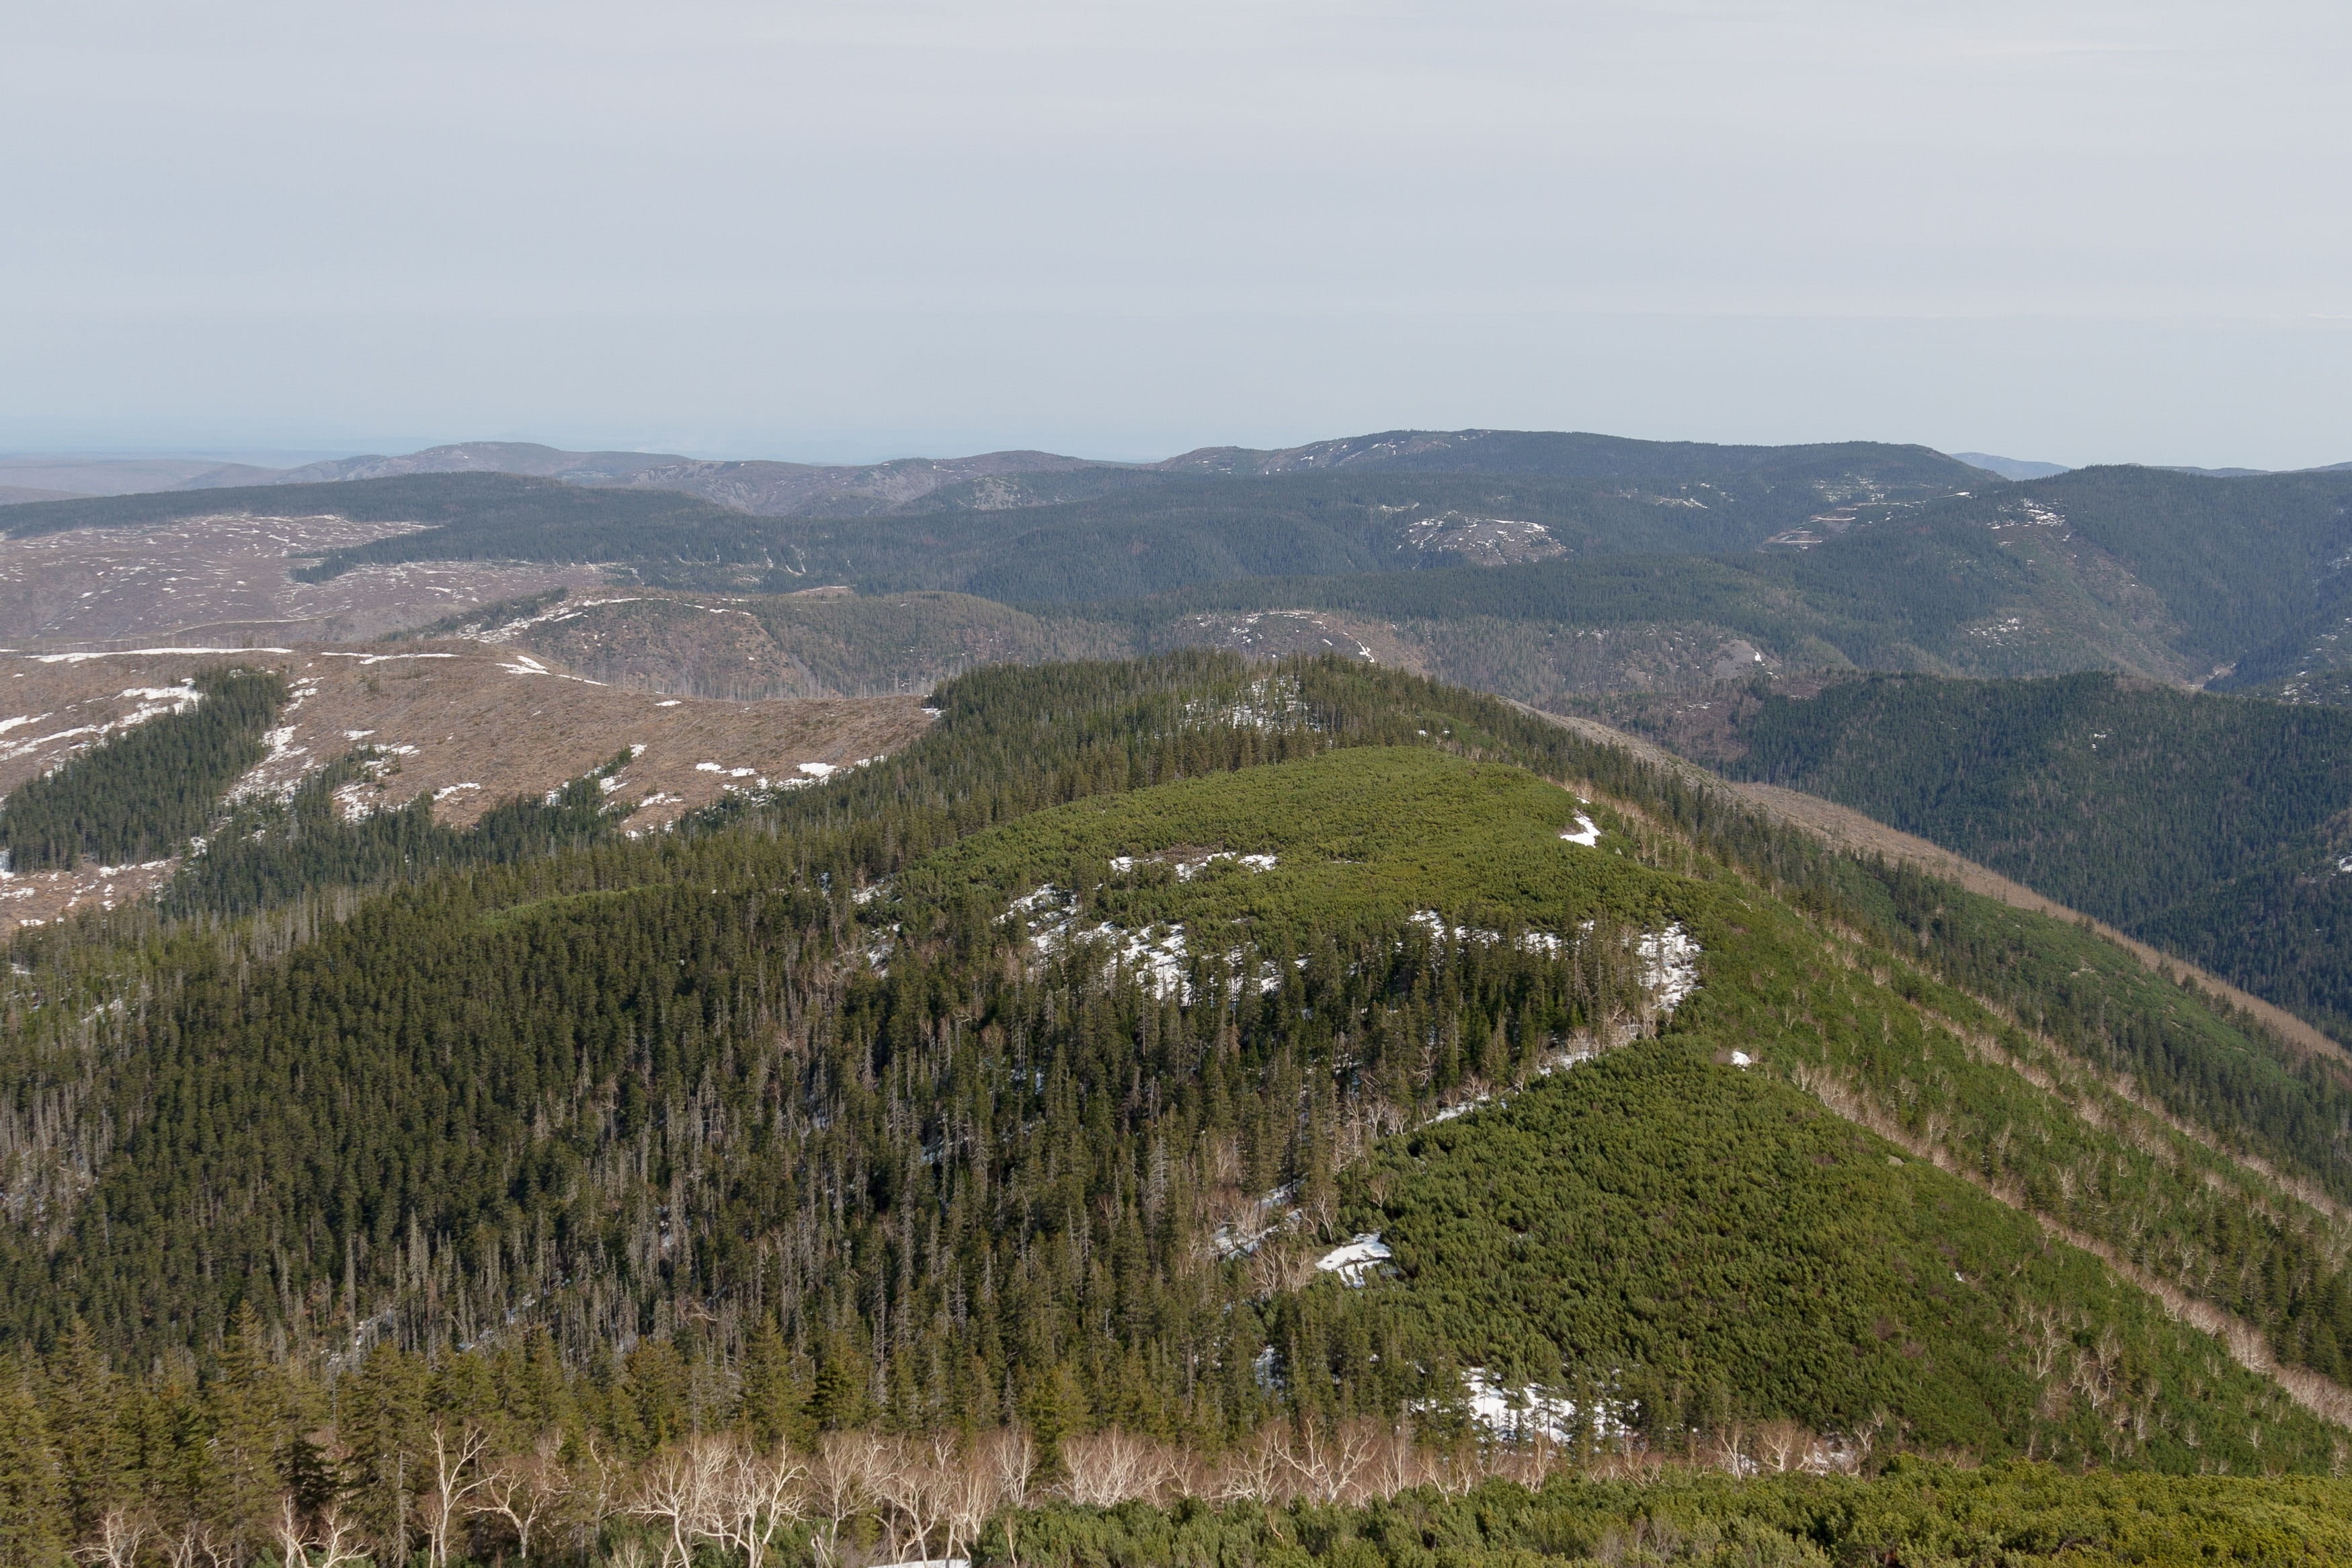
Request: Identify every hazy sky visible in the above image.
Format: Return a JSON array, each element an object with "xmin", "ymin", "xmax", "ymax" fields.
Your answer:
[{"xmin": 4, "ymin": 1, "xmax": 2348, "ymax": 466}]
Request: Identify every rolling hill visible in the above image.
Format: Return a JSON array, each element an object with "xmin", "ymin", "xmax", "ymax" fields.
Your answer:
[{"xmin": 10, "ymin": 440, "xmax": 2352, "ymax": 720}]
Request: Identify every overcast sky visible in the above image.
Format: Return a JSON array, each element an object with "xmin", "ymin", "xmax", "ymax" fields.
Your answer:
[{"xmin": 4, "ymin": 1, "xmax": 2347, "ymax": 466}]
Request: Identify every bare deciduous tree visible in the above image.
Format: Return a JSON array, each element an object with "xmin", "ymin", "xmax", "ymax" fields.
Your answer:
[
  {"xmin": 715, "ymin": 1440, "xmax": 809, "ymax": 1568},
  {"xmin": 867, "ymin": 1433, "xmax": 956, "ymax": 1563},
  {"xmin": 475, "ymin": 1433, "xmax": 573, "ymax": 1561},
  {"xmin": 1754, "ymin": 1418, "xmax": 1811, "ymax": 1475},
  {"xmin": 161, "ymin": 1524, "xmax": 231, "ymax": 1568},
  {"xmin": 631, "ymin": 1434, "xmax": 733, "ymax": 1568},
  {"xmin": 1207, "ymin": 1426, "xmax": 1291, "ymax": 1503},
  {"xmin": 419, "ymin": 1423, "xmax": 493, "ymax": 1568},
  {"xmin": 977, "ymin": 1427, "xmax": 1035, "ymax": 1512},
  {"xmin": 809, "ymin": 1430, "xmax": 886, "ymax": 1568},
  {"xmin": 1283, "ymin": 1419, "xmax": 1380, "ymax": 1505},
  {"xmin": 1709, "ymin": 1423, "xmax": 1751, "ymax": 1477},
  {"xmin": 274, "ymin": 1497, "xmax": 313, "ymax": 1568},
  {"xmin": 71, "ymin": 1509, "xmax": 151, "ymax": 1568},
  {"xmin": 1061, "ymin": 1429, "xmax": 1179, "ymax": 1507},
  {"xmin": 311, "ymin": 1506, "xmax": 370, "ymax": 1568}
]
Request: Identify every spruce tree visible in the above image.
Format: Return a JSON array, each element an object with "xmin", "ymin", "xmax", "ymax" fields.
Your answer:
[
  {"xmin": 42, "ymin": 1320, "xmax": 127, "ymax": 1537},
  {"xmin": 0, "ymin": 1375, "xmax": 67, "ymax": 1567}
]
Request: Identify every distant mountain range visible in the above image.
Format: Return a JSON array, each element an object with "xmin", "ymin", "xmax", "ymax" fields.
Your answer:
[
  {"xmin": 169, "ymin": 429, "xmax": 1996, "ymax": 518},
  {"xmin": 9, "ymin": 432, "xmax": 2349, "ymax": 515}
]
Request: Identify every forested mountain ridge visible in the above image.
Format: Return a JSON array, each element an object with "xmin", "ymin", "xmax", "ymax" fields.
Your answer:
[
  {"xmin": 9, "ymin": 653, "xmax": 2352, "ymax": 1561},
  {"xmin": 9, "ymin": 661, "xmax": 2352, "ymax": 1412},
  {"xmin": 1576, "ymin": 670, "xmax": 2352, "ymax": 1045}
]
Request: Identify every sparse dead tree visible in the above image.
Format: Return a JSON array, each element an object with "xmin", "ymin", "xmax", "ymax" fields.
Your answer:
[
  {"xmin": 475, "ymin": 1434, "xmax": 573, "ymax": 1561},
  {"xmin": 1709, "ymin": 1423, "xmax": 1752, "ymax": 1477},
  {"xmin": 72, "ymin": 1508, "xmax": 151, "ymax": 1568},
  {"xmin": 419, "ymin": 1422, "xmax": 493, "ymax": 1568}
]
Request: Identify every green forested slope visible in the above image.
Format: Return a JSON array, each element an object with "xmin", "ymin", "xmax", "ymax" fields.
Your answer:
[
  {"xmin": 2, "ymin": 659, "xmax": 2345, "ymax": 1425},
  {"xmin": 1667, "ymin": 671, "xmax": 2352, "ymax": 1038},
  {"xmin": 7, "ymin": 653, "xmax": 2352, "ymax": 1561}
]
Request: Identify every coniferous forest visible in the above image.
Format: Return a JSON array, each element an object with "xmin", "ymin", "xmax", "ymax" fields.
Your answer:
[{"xmin": 3, "ymin": 653, "xmax": 2351, "ymax": 1567}]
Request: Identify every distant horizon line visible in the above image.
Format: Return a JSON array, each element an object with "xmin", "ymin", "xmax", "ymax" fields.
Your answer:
[
  {"xmin": 4, "ymin": 427, "xmax": 2076, "ymax": 475},
  {"xmin": 5, "ymin": 426, "xmax": 2343, "ymax": 479}
]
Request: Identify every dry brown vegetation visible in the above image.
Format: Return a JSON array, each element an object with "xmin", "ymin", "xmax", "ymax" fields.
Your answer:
[
  {"xmin": 0, "ymin": 511, "xmax": 601, "ymax": 645},
  {"xmin": 0, "ymin": 643, "xmax": 932, "ymax": 931}
]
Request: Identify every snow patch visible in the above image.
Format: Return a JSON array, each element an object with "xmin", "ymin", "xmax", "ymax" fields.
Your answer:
[
  {"xmin": 1108, "ymin": 850, "xmax": 1277, "ymax": 880},
  {"xmin": 1453, "ymin": 1370, "xmax": 1632, "ymax": 1446},
  {"xmin": 1639, "ymin": 923, "xmax": 1703, "ymax": 1013},
  {"xmin": 34, "ymin": 647, "xmax": 290, "ymax": 663},
  {"xmin": 1559, "ymin": 813, "xmax": 1601, "ymax": 847},
  {"xmin": 314, "ymin": 651, "xmax": 457, "ymax": 665},
  {"xmin": 1314, "ymin": 1234, "xmax": 1393, "ymax": 1286}
]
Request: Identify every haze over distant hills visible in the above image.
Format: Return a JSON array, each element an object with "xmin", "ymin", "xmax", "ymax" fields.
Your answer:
[{"xmin": 1949, "ymin": 452, "xmax": 2071, "ymax": 481}]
